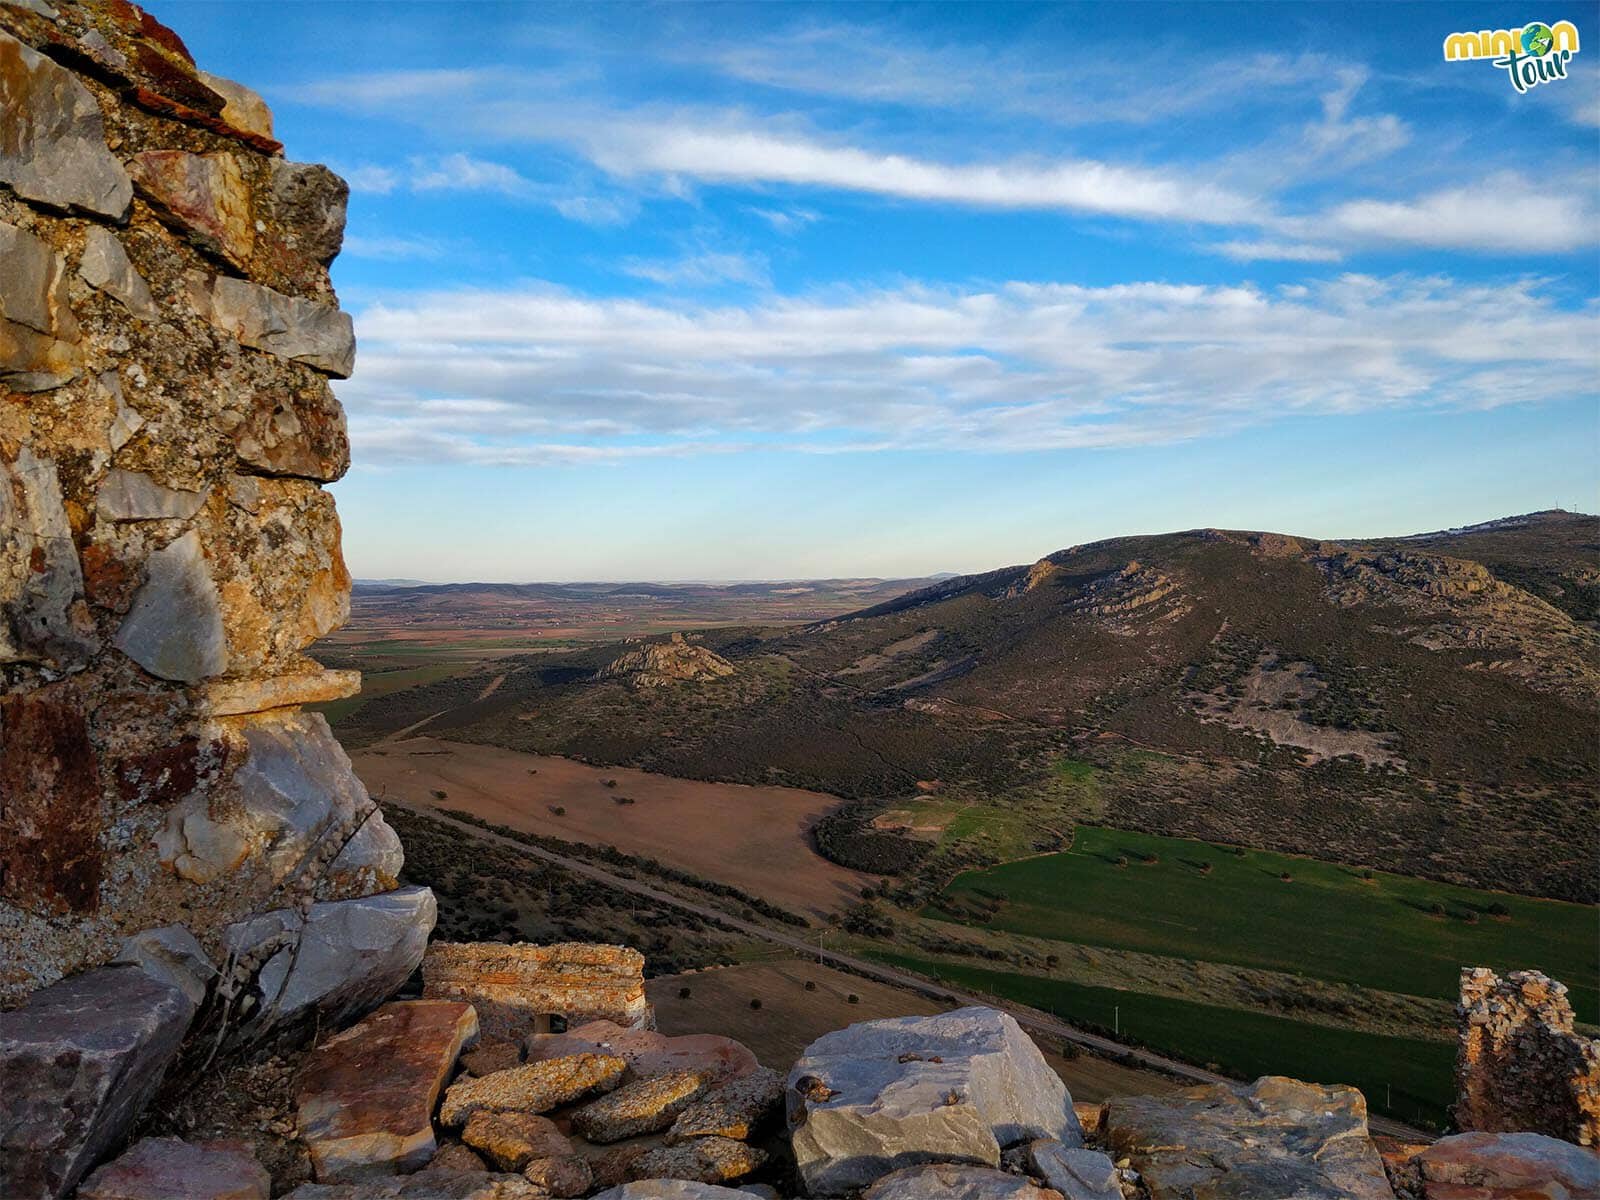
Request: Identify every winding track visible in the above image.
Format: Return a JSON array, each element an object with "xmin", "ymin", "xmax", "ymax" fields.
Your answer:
[{"xmin": 384, "ymin": 796, "xmax": 1435, "ymax": 1143}]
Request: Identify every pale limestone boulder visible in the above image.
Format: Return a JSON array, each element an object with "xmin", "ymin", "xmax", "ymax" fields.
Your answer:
[
  {"xmin": 222, "ymin": 887, "xmax": 436, "ymax": 1036},
  {"xmin": 1105, "ymin": 1076, "xmax": 1393, "ymax": 1200},
  {"xmin": 787, "ymin": 1007, "xmax": 1080, "ymax": 1196},
  {"xmin": 0, "ymin": 29, "xmax": 131, "ymax": 217},
  {"xmin": 0, "ymin": 448, "xmax": 95, "ymax": 665},
  {"xmin": 114, "ymin": 531, "xmax": 228, "ymax": 683},
  {"xmin": 0, "ymin": 965, "xmax": 193, "ymax": 1199},
  {"xmin": 96, "ymin": 469, "xmax": 206, "ymax": 521},
  {"xmin": 195, "ymin": 274, "xmax": 355, "ymax": 377},
  {"xmin": 112, "ymin": 924, "xmax": 216, "ymax": 1008},
  {"xmin": 1022, "ymin": 1140, "xmax": 1119, "ymax": 1200},
  {"xmin": 76, "ymin": 1137, "xmax": 269, "ymax": 1200},
  {"xmin": 297, "ymin": 1000, "xmax": 479, "ymax": 1182},
  {"xmin": 156, "ymin": 709, "xmax": 402, "ymax": 890},
  {"xmin": 198, "ymin": 71, "xmax": 274, "ymax": 141},
  {"xmin": 0, "ymin": 219, "xmax": 82, "ymax": 390},
  {"xmin": 1413, "ymin": 1131, "xmax": 1600, "ymax": 1200}
]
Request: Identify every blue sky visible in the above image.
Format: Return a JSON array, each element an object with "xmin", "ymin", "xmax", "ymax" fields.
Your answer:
[{"xmin": 152, "ymin": 2, "xmax": 1598, "ymax": 581}]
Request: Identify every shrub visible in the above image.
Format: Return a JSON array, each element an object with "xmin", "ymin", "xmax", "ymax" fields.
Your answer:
[
  {"xmin": 804, "ymin": 980, "xmax": 817, "ymax": 991},
  {"xmin": 550, "ymin": 805, "xmax": 566, "ymax": 816},
  {"xmin": 432, "ymin": 789, "xmax": 448, "ymax": 800},
  {"xmin": 1114, "ymin": 855, "xmax": 1129, "ymax": 868},
  {"xmin": 847, "ymin": 994, "xmax": 860, "ymax": 1004},
  {"xmin": 679, "ymin": 986, "xmax": 691, "ymax": 999},
  {"xmin": 1279, "ymin": 871, "xmax": 1293, "ymax": 882},
  {"xmin": 749, "ymin": 998, "xmax": 762, "ymax": 1010}
]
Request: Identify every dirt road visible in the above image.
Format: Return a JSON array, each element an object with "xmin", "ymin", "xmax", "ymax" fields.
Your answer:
[{"xmin": 383, "ymin": 797, "xmax": 1433, "ymax": 1142}]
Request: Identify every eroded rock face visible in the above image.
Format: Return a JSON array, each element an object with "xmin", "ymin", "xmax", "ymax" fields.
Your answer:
[
  {"xmin": 787, "ymin": 1007, "xmax": 1080, "ymax": 1196},
  {"xmin": 1105, "ymin": 1076, "xmax": 1393, "ymax": 1200},
  {"xmin": 1, "ymin": 0, "xmax": 414, "ymax": 1016},
  {"xmin": 297, "ymin": 1000, "xmax": 479, "ymax": 1182},
  {"xmin": 0, "ymin": 965, "xmax": 193, "ymax": 1200}
]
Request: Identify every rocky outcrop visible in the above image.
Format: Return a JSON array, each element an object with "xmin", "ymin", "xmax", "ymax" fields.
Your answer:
[
  {"xmin": 598, "ymin": 633, "xmax": 736, "ymax": 689},
  {"xmin": 76, "ymin": 1136, "xmax": 270, "ymax": 1200},
  {"xmin": 1455, "ymin": 967, "xmax": 1600, "ymax": 1146},
  {"xmin": 1105, "ymin": 1076, "xmax": 1393, "ymax": 1200},
  {"xmin": 422, "ymin": 943, "xmax": 652, "ymax": 1039},
  {"xmin": 1400, "ymin": 1131, "xmax": 1600, "ymax": 1200},
  {"xmin": 0, "ymin": 965, "xmax": 194, "ymax": 1199},
  {"xmin": 0, "ymin": 0, "xmax": 420, "ymax": 1017},
  {"xmin": 786, "ymin": 1007, "xmax": 1081, "ymax": 1196},
  {"xmin": 296, "ymin": 1000, "xmax": 479, "ymax": 1182}
]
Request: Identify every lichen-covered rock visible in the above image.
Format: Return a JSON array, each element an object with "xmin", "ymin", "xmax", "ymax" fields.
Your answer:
[
  {"xmin": 460, "ymin": 1112, "xmax": 570, "ymax": 1172},
  {"xmin": 626, "ymin": 1138, "xmax": 767, "ymax": 1187},
  {"xmin": 439, "ymin": 1053, "xmax": 627, "ymax": 1127},
  {"xmin": 572, "ymin": 1070, "xmax": 714, "ymax": 1143},
  {"xmin": 527, "ymin": 1020, "xmax": 753, "ymax": 1085},
  {"xmin": 1105, "ymin": 1076, "xmax": 1393, "ymax": 1200},
  {"xmin": 297, "ymin": 1000, "xmax": 479, "ymax": 1182},
  {"xmin": 279, "ymin": 1172, "xmax": 547, "ymax": 1200},
  {"xmin": 424, "ymin": 943, "xmax": 652, "ymax": 1040},
  {"xmin": 427, "ymin": 1143, "xmax": 489, "ymax": 1174},
  {"xmin": 195, "ymin": 274, "xmax": 355, "ymax": 377},
  {"xmin": 787, "ymin": 1007, "xmax": 1081, "ymax": 1196},
  {"xmin": 129, "ymin": 150, "xmax": 255, "ymax": 268},
  {"xmin": 520, "ymin": 1153, "xmax": 592, "ymax": 1197},
  {"xmin": 76, "ymin": 1136, "xmax": 269, "ymax": 1200},
  {"xmin": 222, "ymin": 888, "xmax": 436, "ymax": 1036},
  {"xmin": 0, "ymin": 28, "xmax": 131, "ymax": 216},
  {"xmin": 0, "ymin": 965, "xmax": 193, "ymax": 1200},
  {"xmin": 668, "ymin": 1068, "xmax": 783, "ymax": 1143},
  {"xmin": 862, "ymin": 1164, "xmax": 1063, "ymax": 1199}
]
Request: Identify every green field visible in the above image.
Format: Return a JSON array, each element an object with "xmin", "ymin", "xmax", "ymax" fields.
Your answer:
[
  {"xmin": 311, "ymin": 664, "xmax": 467, "ymax": 726},
  {"xmin": 929, "ymin": 825, "xmax": 1599, "ymax": 1020},
  {"xmin": 872, "ymin": 951, "xmax": 1456, "ymax": 1130}
]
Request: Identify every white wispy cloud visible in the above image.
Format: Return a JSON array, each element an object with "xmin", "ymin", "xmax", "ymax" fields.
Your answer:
[
  {"xmin": 746, "ymin": 205, "xmax": 820, "ymax": 235},
  {"xmin": 342, "ymin": 234, "xmax": 448, "ymax": 261},
  {"xmin": 411, "ymin": 152, "xmax": 533, "ymax": 196},
  {"xmin": 621, "ymin": 248, "xmax": 769, "ymax": 287},
  {"xmin": 1210, "ymin": 240, "xmax": 1343, "ymax": 263},
  {"xmin": 1325, "ymin": 173, "xmax": 1595, "ymax": 253},
  {"xmin": 337, "ymin": 274, "xmax": 1598, "ymax": 465}
]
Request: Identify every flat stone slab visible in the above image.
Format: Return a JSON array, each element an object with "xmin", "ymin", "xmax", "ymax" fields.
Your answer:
[
  {"xmin": 863, "ymin": 1164, "xmax": 1064, "ymax": 1199},
  {"xmin": 787, "ymin": 1006, "xmax": 1080, "ymax": 1196},
  {"xmin": 573, "ymin": 1071, "xmax": 714, "ymax": 1143},
  {"xmin": 626, "ymin": 1137, "xmax": 767, "ymax": 1187},
  {"xmin": 1023, "ymin": 1140, "xmax": 1120, "ymax": 1200},
  {"xmin": 439, "ymin": 1053, "xmax": 627, "ymax": 1127},
  {"xmin": 593, "ymin": 1183, "xmax": 763, "ymax": 1199},
  {"xmin": 668, "ymin": 1067, "xmax": 783, "ymax": 1143},
  {"xmin": 460, "ymin": 1111, "xmax": 570, "ymax": 1172},
  {"xmin": 280, "ymin": 1171, "xmax": 546, "ymax": 1199},
  {"xmin": 1413, "ymin": 1131, "xmax": 1600, "ymax": 1199},
  {"xmin": 528, "ymin": 1020, "xmax": 756, "ymax": 1086},
  {"xmin": 77, "ymin": 1137, "xmax": 269, "ymax": 1200},
  {"xmin": 297, "ymin": 1000, "xmax": 478, "ymax": 1182},
  {"xmin": 0, "ymin": 964, "xmax": 193, "ymax": 1199},
  {"xmin": 1106, "ymin": 1075, "xmax": 1393, "ymax": 1200}
]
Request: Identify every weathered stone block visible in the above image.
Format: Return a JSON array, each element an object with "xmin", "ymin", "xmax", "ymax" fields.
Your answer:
[
  {"xmin": 423, "ymin": 943, "xmax": 652, "ymax": 1040},
  {"xmin": 572, "ymin": 1070, "xmax": 713, "ymax": 1143},
  {"xmin": 625, "ymin": 1138, "xmax": 767, "ymax": 1188},
  {"xmin": 1412, "ymin": 1131, "xmax": 1600, "ymax": 1200},
  {"xmin": 112, "ymin": 924, "xmax": 215, "ymax": 1008},
  {"xmin": 438, "ymin": 1053, "xmax": 627, "ymax": 1127},
  {"xmin": 267, "ymin": 160, "xmax": 348, "ymax": 264},
  {"xmin": 0, "ymin": 220, "xmax": 81, "ymax": 390},
  {"xmin": 667, "ymin": 1066, "xmax": 783, "ymax": 1143},
  {"xmin": 79, "ymin": 227, "xmax": 158, "ymax": 319},
  {"xmin": 592, "ymin": 1184, "xmax": 759, "ymax": 1200},
  {"xmin": 1023, "ymin": 1139, "xmax": 1120, "ymax": 1200},
  {"xmin": 96, "ymin": 469, "xmax": 206, "ymax": 521},
  {"xmin": 197, "ymin": 71, "xmax": 273, "ymax": 142},
  {"xmin": 279, "ymin": 1172, "xmax": 547, "ymax": 1200},
  {"xmin": 1105, "ymin": 1076, "xmax": 1393, "ymax": 1200},
  {"xmin": 297, "ymin": 999, "xmax": 479, "ymax": 1182},
  {"xmin": 222, "ymin": 886, "xmax": 435, "ymax": 1036},
  {"xmin": 0, "ymin": 448, "xmax": 94, "ymax": 664},
  {"xmin": 77, "ymin": 1136, "xmax": 270, "ymax": 1200},
  {"xmin": 0, "ymin": 965, "xmax": 193, "ymax": 1199},
  {"xmin": 196, "ymin": 274, "xmax": 355, "ymax": 377},
  {"xmin": 460, "ymin": 1111, "xmax": 570, "ymax": 1172},
  {"xmin": 114, "ymin": 530, "xmax": 228, "ymax": 682},
  {"xmin": 200, "ymin": 668, "xmax": 360, "ymax": 716},
  {"xmin": 129, "ymin": 150, "xmax": 255, "ymax": 268},
  {"xmin": 787, "ymin": 1007, "xmax": 1080, "ymax": 1196},
  {"xmin": 0, "ymin": 28, "xmax": 131, "ymax": 217},
  {"xmin": 526, "ymin": 1020, "xmax": 753, "ymax": 1084}
]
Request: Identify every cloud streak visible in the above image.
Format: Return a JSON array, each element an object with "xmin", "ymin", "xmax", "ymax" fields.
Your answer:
[{"xmin": 339, "ymin": 274, "xmax": 1599, "ymax": 465}]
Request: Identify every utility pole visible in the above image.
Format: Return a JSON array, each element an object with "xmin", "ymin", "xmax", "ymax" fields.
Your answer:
[{"xmin": 1114, "ymin": 1005, "xmax": 1120, "ymax": 1037}]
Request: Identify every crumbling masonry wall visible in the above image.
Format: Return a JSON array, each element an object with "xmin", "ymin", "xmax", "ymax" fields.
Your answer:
[
  {"xmin": 421, "ymin": 941, "xmax": 654, "ymax": 1039},
  {"xmin": 1455, "ymin": 966, "xmax": 1600, "ymax": 1145},
  {"xmin": 0, "ymin": 0, "xmax": 411, "ymax": 1003}
]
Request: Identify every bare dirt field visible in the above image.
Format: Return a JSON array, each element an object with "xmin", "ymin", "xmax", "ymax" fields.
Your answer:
[
  {"xmin": 647, "ymin": 958, "xmax": 1178, "ymax": 1103},
  {"xmin": 352, "ymin": 737, "xmax": 876, "ymax": 918}
]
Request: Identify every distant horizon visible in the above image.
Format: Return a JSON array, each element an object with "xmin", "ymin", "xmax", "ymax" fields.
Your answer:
[
  {"xmin": 352, "ymin": 506, "xmax": 1593, "ymax": 586},
  {"xmin": 152, "ymin": 1, "xmax": 1599, "ymax": 581}
]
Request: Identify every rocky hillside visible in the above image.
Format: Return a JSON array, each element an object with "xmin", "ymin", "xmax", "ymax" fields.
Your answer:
[{"xmin": 343, "ymin": 513, "xmax": 1599, "ymax": 902}]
